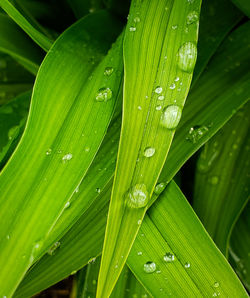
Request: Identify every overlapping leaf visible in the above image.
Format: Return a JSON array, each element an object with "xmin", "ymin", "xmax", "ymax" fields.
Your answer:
[
  {"xmin": 193, "ymin": 105, "xmax": 250, "ymax": 255},
  {"xmin": 15, "ymin": 19, "xmax": 250, "ymax": 294},
  {"xmin": 97, "ymin": 0, "xmax": 202, "ymax": 295},
  {"xmin": 0, "ymin": 11, "xmax": 123, "ymax": 297}
]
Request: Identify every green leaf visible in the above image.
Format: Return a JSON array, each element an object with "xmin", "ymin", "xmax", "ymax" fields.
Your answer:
[
  {"xmin": 0, "ymin": 11, "xmax": 123, "ymax": 297},
  {"xmin": 0, "ymin": 91, "xmax": 31, "ymax": 169},
  {"xmin": 229, "ymin": 203, "xmax": 250, "ymax": 291},
  {"xmin": 97, "ymin": 0, "xmax": 201, "ymax": 295},
  {"xmin": 15, "ymin": 20, "xmax": 250, "ymax": 293},
  {"xmin": 0, "ymin": 0, "xmax": 53, "ymax": 51},
  {"xmin": 0, "ymin": 53, "xmax": 33, "ymax": 105},
  {"xmin": 231, "ymin": 0, "xmax": 250, "ymax": 18},
  {"xmin": 193, "ymin": 105, "xmax": 250, "ymax": 256},
  {"xmin": 0, "ymin": 13, "xmax": 43, "ymax": 74},
  {"xmin": 75, "ymin": 257, "xmax": 148, "ymax": 298},
  {"xmin": 192, "ymin": 0, "xmax": 243, "ymax": 86},
  {"xmin": 127, "ymin": 182, "xmax": 247, "ymax": 297}
]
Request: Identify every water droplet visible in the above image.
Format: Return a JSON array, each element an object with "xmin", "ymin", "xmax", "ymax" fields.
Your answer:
[
  {"xmin": 137, "ymin": 251, "xmax": 143, "ymax": 256},
  {"xmin": 169, "ymin": 83, "xmax": 176, "ymax": 90},
  {"xmin": 138, "ymin": 105, "xmax": 142, "ymax": 110},
  {"xmin": 137, "ymin": 219, "xmax": 142, "ymax": 225},
  {"xmin": 175, "ymin": 77, "xmax": 180, "ymax": 82},
  {"xmin": 129, "ymin": 26, "xmax": 136, "ymax": 32},
  {"xmin": 134, "ymin": 16, "xmax": 140, "ymax": 23},
  {"xmin": 156, "ymin": 105, "xmax": 162, "ymax": 111},
  {"xmin": 184, "ymin": 262, "xmax": 190, "ymax": 268},
  {"xmin": 62, "ymin": 153, "xmax": 73, "ymax": 162},
  {"xmin": 155, "ymin": 86, "xmax": 163, "ymax": 94},
  {"xmin": 64, "ymin": 201, "xmax": 70, "ymax": 208},
  {"xmin": 160, "ymin": 105, "xmax": 182, "ymax": 129},
  {"xmin": 88, "ymin": 257, "xmax": 96, "ymax": 264},
  {"xmin": 163, "ymin": 253, "xmax": 175, "ymax": 262},
  {"xmin": 46, "ymin": 148, "xmax": 52, "ymax": 155},
  {"xmin": 85, "ymin": 147, "xmax": 90, "ymax": 152},
  {"xmin": 154, "ymin": 182, "xmax": 166, "ymax": 195},
  {"xmin": 47, "ymin": 241, "xmax": 60, "ymax": 255},
  {"xmin": 96, "ymin": 87, "xmax": 112, "ymax": 102},
  {"xmin": 186, "ymin": 125, "xmax": 209, "ymax": 143},
  {"xmin": 144, "ymin": 261, "xmax": 156, "ymax": 273},
  {"xmin": 208, "ymin": 176, "xmax": 219, "ymax": 185},
  {"xmin": 172, "ymin": 25, "xmax": 178, "ymax": 30},
  {"xmin": 31, "ymin": 240, "xmax": 43, "ymax": 260},
  {"xmin": 177, "ymin": 42, "xmax": 197, "ymax": 73},
  {"xmin": 214, "ymin": 282, "xmax": 220, "ymax": 288},
  {"xmin": 104, "ymin": 67, "xmax": 114, "ymax": 76},
  {"xmin": 143, "ymin": 147, "xmax": 155, "ymax": 157},
  {"xmin": 187, "ymin": 11, "xmax": 199, "ymax": 25},
  {"xmin": 96, "ymin": 188, "xmax": 101, "ymax": 193},
  {"xmin": 8, "ymin": 125, "xmax": 19, "ymax": 140},
  {"xmin": 75, "ymin": 185, "xmax": 80, "ymax": 193},
  {"xmin": 158, "ymin": 95, "xmax": 165, "ymax": 101},
  {"xmin": 71, "ymin": 270, "xmax": 77, "ymax": 275},
  {"xmin": 127, "ymin": 184, "xmax": 148, "ymax": 208}
]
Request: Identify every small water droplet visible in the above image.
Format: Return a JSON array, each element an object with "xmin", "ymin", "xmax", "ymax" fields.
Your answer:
[
  {"xmin": 163, "ymin": 253, "xmax": 175, "ymax": 262},
  {"xmin": 127, "ymin": 184, "xmax": 148, "ymax": 208},
  {"xmin": 75, "ymin": 185, "xmax": 80, "ymax": 193},
  {"xmin": 138, "ymin": 105, "xmax": 142, "ymax": 110},
  {"xmin": 64, "ymin": 201, "xmax": 70, "ymax": 208},
  {"xmin": 187, "ymin": 11, "xmax": 199, "ymax": 25},
  {"xmin": 208, "ymin": 176, "xmax": 219, "ymax": 185},
  {"xmin": 96, "ymin": 87, "xmax": 112, "ymax": 102},
  {"xmin": 158, "ymin": 95, "xmax": 165, "ymax": 101},
  {"xmin": 160, "ymin": 105, "xmax": 182, "ymax": 129},
  {"xmin": 155, "ymin": 86, "xmax": 163, "ymax": 94},
  {"xmin": 186, "ymin": 125, "xmax": 209, "ymax": 143},
  {"xmin": 172, "ymin": 25, "xmax": 178, "ymax": 30},
  {"xmin": 129, "ymin": 26, "xmax": 136, "ymax": 32},
  {"xmin": 85, "ymin": 147, "xmax": 90, "ymax": 152},
  {"xmin": 137, "ymin": 251, "xmax": 143, "ymax": 256},
  {"xmin": 8, "ymin": 125, "xmax": 19, "ymax": 140},
  {"xmin": 47, "ymin": 241, "xmax": 60, "ymax": 255},
  {"xmin": 169, "ymin": 83, "xmax": 176, "ymax": 90},
  {"xmin": 144, "ymin": 261, "xmax": 156, "ymax": 273},
  {"xmin": 214, "ymin": 282, "xmax": 220, "ymax": 288},
  {"xmin": 46, "ymin": 148, "xmax": 52, "ymax": 155},
  {"xmin": 156, "ymin": 105, "xmax": 162, "ymax": 111},
  {"xmin": 62, "ymin": 153, "xmax": 73, "ymax": 162},
  {"xmin": 137, "ymin": 219, "xmax": 142, "ymax": 225},
  {"xmin": 143, "ymin": 147, "xmax": 155, "ymax": 157},
  {"xmin": 88, "ymin": 257, "xmax": 96, "ymax": 264},
  {"xmin": 177, "ymin": 42, "xmax": 197, "ymax": 73},
  {"xmin": 154, "ymin": 182, "xmax": 166, "ymax": 195},
  {"xmin": 184, "ymin": 262, "xmax": 190, "ymax": 268},
  {"xmin": 134, "ymin": 16, "xmax": 140, "ymax": 23},
  {"xmin": 71, "ymin": 270, "xmax": 77, "ymax": 275},
  {"xmin": 96, "ymin": 188, "xmax": 101, "ymax": 193},
  {"xmin": 104, "ymin": 67, "xmax": 114, "ymax": 76},
  {"xmin": 175, "ymin": 77, "xmax": 180, "ymax": 82}
]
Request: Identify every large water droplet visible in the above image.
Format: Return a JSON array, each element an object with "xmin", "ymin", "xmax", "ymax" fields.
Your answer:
[
  {"xmin": 143, "ymin": 147, "xmax": 155, "ymax": 157},
  {"xmin": 160, "ymin": 105, "xmax": 182, "ymax": 129},
  {"xmin": 144, "ymin": 261, "xmax": 156, "ymax": 273},
  {"xmin": 62, "ymin": 153, "xmax": 73, "ymax": 162},
  {"xmin": 187, "ymin": 11, "xmax": 199, "ymax": 25},
  {"xmin": 127, "ymin": 184, "xmax": 148, "ymax": 208},
  {"xmin": 155, "ymin": 86, "xmax": 163, "ymax": 94},
  {"xmin": 177, "ymin": 42, "xmax": 197, "ymax": 73},
  {"xmin": 96, "ymin": 87, "xmax": 112, "ymax": 102},
  {"xmin": 154, "ymin": 182, "xmax": 166, "ymax": 195},
  {"xmin": 104, "ymin": 67, "xmax": 114, "ymax": 76},
  {"xmin": 47, "ymin": 241, "xmax": 60, "ymax": 255},
  {"xmin": 186, "ymin": 125, "xmax": 209, "ymax": 143},
  {"xmin": 163, "ymin": 253, "xmax": 175, "ymax": 262}
]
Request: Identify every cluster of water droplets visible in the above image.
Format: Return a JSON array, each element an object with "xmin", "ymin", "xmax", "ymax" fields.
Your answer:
[{"xmin": 186, "ymin": 125, "xmax": 209, "ymax": 143}]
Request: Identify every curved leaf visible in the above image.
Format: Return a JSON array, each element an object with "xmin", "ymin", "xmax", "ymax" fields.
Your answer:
[
  {"xmin": 98, "ymin": 0, "xmax": 201, "ymax": 295},
  {"xmin": 231, "ymin": 0, "xmax": 250, "ymax": 18},
  {"xmin": 0, "ymin": 11, "xmax": 123, "ymax": 297},
  {"xmin": 193, "ymin": 105, "xmax": 250, "ymax": 255}
]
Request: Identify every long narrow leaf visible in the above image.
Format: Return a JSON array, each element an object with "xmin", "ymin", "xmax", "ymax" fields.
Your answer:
[
  {"xmin": 98, "ymin": 0, "xmax": 201, "ymax": 295},
  {"xmin": 193, "ymin": 106, "xmax": 250, "ymax": 255},
  {"xmin": 0, "ymin": 0, "xmax": 53, "ymax": 51},
  {"xmin": 0, "ymin": 11, "xmax": 123, "ymax": 297}
]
